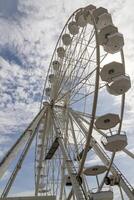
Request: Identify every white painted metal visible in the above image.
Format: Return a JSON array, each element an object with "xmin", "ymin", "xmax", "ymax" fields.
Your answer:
[
  {"xmin": 106, "ymin": 75, "xmax": 131, "ymax": 95},
  {"xmin": 101, "ymin": 134, "xmax": 128, "ymax": 152},
  {"xmin": 83, "ymin": 5, "xmax": 96, "ymax": 24},
  {"xmin": 70, "ymin": 112, "xmax": 134, "ymax": 199},
  {"xmin": 62, "ymin": 34, "xmax": 72, "ymax": 46},
  {"xmin": 100, "ymin": 62, "xmax": 125, "ymax": 83},
  {"xmin": 52, "ymin": 60, "xmax": 61, "ymax": 71},
  {"xmin": 35, "ymin": 106, "xmax": 52, "ymax": 195},
  {"xmin": 68, "ymin": 21, "xmax": 79, "ymax": 35},
  {"xmin": 90, "ymin": 190, "xmax": 113, "ymax": 200},
  {"xmin": 49, "ymin": 74, "xmax": 54, "ymax": 83},
  {"xmin": 0, "ymin": 106, "xmax": 46, "ymax": 179},
  {"xmin": 55, "ymin": 131, "xmax": 86, "ymax": 199},
  {"xmin": 83, "ymin": 165, "xmax": 107, "ymax": 176},
  {"xmin": 104, "ymin": 32, "xmax": 124, "ymax": 54},
  {"xmin": 75, "ymin": 10, "xmax": 87, "ymax": 27},
  {"xmin": 123, "ymin": 148, "xmax": 134, "ymax": 159},
  {"xmin": 57, "ymin": 47, "xmax": 65, "ymax": 58},
  {"xmin": 91, "ymin": 139, "xmax": 134, "ymax": 200},
  {"xmin": 95, "ymin": 113, "xmax": 120, "ymax": 130},
  {"xmin": 45, "ymin": 87, "xmax": 51, "ymax": 96},
  {"xmin": 98, "ymin": 25, "xmax": 118, "ymax": 45},
  {"xmin": 93, "ymin": 7, "xmax": 108, "ymax": 22},
  {"xmin": 97, "ymin": 13, "xmax": 113, "ymax": 30}
]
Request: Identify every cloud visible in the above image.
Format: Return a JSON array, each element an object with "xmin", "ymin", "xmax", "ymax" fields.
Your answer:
[{"xmin": 0, "ymin": 0, "xmax": 18, "ymax": 18}]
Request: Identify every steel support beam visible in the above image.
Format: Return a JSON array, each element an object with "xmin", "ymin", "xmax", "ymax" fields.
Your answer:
[
  {"xmin": 0, "ymin": 107, "xmax": 46, "ymax": 179},
  {"xmin": 123, "ymin": 148, "xmax": 134, "ymax": 159},
  {"xmin": 1, "ymin": 107, "xmax": 47, "ymax": 198}
]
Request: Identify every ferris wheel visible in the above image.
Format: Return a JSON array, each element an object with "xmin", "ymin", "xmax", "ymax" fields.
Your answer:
[{"xmin": 0, "ymin": 4, "xmax": 134, "ymax": 200}]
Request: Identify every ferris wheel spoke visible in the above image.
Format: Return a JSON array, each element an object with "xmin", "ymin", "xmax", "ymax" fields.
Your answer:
[
  {"xmin": 69, "ymin": 70, "xmax": 96, "ymax": 100},
  {"xmin": 118, "ymin": 184, "xmax": 125, "ymax": 200},
  {"xmin": 55, "ymin": 27, "xmax": 87, "ymax": 95},
  {"xmin": 68, "ymin": 32, "xmax": 95, "ymax": 84},
  {"xmin": 57, "ymin": 48, "xmax": 107, "ymax": 104},
  {"xmin": 55, "ymin": 66, "xmax": 98, "ymax": 104},
  {"xmin": 68, "ymin": 47, "xmax": 96, "ymax": 92},
  {"xmin": 70, "ymin": 83, "xmax": 106, "ymax": 106},
  {"xmin": 55, "ymin": 30, "xmax": 95, "ymax": 100}
]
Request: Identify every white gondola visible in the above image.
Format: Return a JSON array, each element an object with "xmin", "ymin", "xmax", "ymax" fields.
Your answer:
[
  {"xmin": 83, "ymin": 165, "xmax": 107, "ymax": 176},
  {"xmin": 103, "ymin": 32, "xmax": 124, "ymax": 54},
  {"xmin": 90, "ymin": 190, "xmax": 113, "ymax": 200},
  {"xmin": 101, "ymin": 133, "xmax": 128, "ymax": 152},
  {"xmin": 97, "ymin": 13, "xmax": 113, "ymax": 30},
  {"xmin": 93, "ymin": 7, "xmax": 108, "ymax": 23},
  {"xmin": 52, "ymin": 60, "xmax": 60, "ymax": 71},
  {"xmin": 95, "ymin": 113, "xmax": 120, "ymax": 130},
  {"xmin": 45, "ymin": 87, "xmax": 51, "ymax": 97},
  {"xmin": 106, "ymin": 75, "xmax": 131, "ymax": 95},
  {"xmin": 83, "ymin": 4, "xmax": 96, "ymax": 24},
  {"xmin": 75, "ymin": 10, "xmax": 87, "ymax": 27},
  {"xmin": 62, "ymin": 33, "xmax": 72, "ymax": 46},
  {"xmin": 98, "ymin": 25, "xmax": 118, "ymax": 45},
  {"xmin": 68, "ymin": 21, "xmax": 79, "ymax": 35},
  {"xmin": 57, "ymin": 47, "xmax": 65, "ymax": 58},
  {"xmin": 100, "ymin": 61, "xmax": 125, "ymax": 83},
  {"xmin": 49, "ymin": 74, "xmax": 54, "ymax": 83}
]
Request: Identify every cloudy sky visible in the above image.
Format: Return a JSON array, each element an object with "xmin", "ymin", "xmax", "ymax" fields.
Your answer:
[{"xmin": 0, "ymin": 0, "xmax": 134, "ymax": 198}]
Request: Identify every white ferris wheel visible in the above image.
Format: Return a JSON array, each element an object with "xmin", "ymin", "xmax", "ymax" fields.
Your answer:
[{"xmin": 0, "ymin": 4, "xmax": 134, "ymax": 200}]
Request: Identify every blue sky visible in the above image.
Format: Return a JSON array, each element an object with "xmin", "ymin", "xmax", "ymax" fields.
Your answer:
[{"xmin": 0, "ymin": 0, "xmax": 134, "ymax": 198}]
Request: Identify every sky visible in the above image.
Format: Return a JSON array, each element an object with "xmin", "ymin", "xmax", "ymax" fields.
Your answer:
[{"xmin": 0, "ymin": 0, "xmax": 134, "ymax": 199}]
